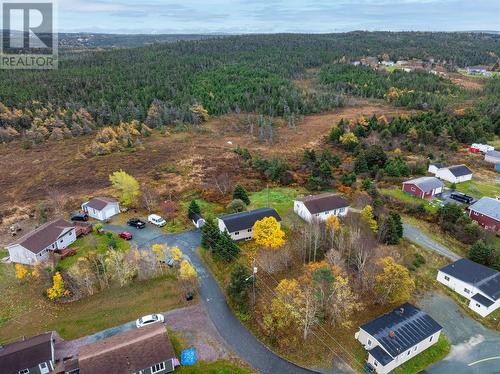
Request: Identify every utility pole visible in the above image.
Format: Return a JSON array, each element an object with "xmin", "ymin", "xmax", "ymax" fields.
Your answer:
[{"xmin": 246, "ymin": 258, "xmax": 258, "ymax": 311}]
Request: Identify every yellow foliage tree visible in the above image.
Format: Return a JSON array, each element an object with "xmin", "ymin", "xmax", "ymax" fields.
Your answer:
[
  {"xmin": 170, "ymin": 247, "xmax": 183, "ymax": 262},
  {"xmin": 375, "ymin": 257, "xmax": 415, "ymax": 304},
  {"xmin": 361, "ymin": 205, "xmax": 378, "ymax": 233},
  {"xmin": 109, "ymin": 170, "xmax": 141, "ymax": 206},
  {"xmin": 47, "ymin": 272, "xmax": 68, "ymax": 300},
  {"xmin": 265, "ymin": 279, "xmax": 304, "ymax": 336},
  {"xmin": 179, "ymin": 260, "xmax": 197, "ymax": 281},
  {"xmin": 252, "ymin": 216, "xmax": 285, "ymax": 249},
  {"xmin": 325, "ymin": 215, "xmax": 341, "ymax": 232},
  {"xmin": 15, "ymin": 264, "xmax": 28, "ymax": 280},
  {"xmin": 339, "ymin": 131, "xmax": 358, "ymax": 146}
]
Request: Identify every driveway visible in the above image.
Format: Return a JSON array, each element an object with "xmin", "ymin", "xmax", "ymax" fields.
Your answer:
[
  {"xmin": 142, "ymin": 231, "xmax": 323, "ymax": 374},
  {"xmin": 103, "ymin": 223, "xmax": 165, "ymax": 246},
  {"xmin": 403, "ymin": 224, "xmax": 462, "ymax": 261},
  {"xmin": 418, "ymin": 292, "xmax": 500, "ymax": 374}
]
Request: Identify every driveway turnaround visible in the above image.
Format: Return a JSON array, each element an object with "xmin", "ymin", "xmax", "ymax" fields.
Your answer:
[
  {"xmin": 419, "ymin": 292, "xmax": 500, "ymax": 374},
  {"xmin": 402, "ymin": 224, "xmax": 462, "ymax": 261},
  {"xmin": 142, "ymin": 230, "xmax": 324, "ymax": 374}
]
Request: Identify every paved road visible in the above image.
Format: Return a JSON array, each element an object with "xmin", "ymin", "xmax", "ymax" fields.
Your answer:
[
  {"xmin": 419, "ymin": 292, "xmax": 500, "ymax": 374},
  {"xmin": 140, "ymin": 230, "xmax": 320, "ymax": 374},
  {"xmin": 402, "ymin": 224, "xmax": 462, "ymax": 261}
]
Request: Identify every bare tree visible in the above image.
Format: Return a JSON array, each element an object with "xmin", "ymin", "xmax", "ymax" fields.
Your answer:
[
  {"xmin": 141, "ymin": 186, "xmax": 160, "ymax": 213},
  {"xmin": 213, "ymin": 173, "xmax": 232, "ymax": 195}
]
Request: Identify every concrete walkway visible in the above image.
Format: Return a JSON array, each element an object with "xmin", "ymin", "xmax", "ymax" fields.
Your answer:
[{"xmin": 402, "ymin": 224, "xmax": 462, "ymax": 261}]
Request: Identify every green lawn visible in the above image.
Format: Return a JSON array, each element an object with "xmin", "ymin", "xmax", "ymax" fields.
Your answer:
[
  {"xmin": 59, "ymin": 232, "xmax": 130, "ymax": 270},
  {"xmin": 176, "ymin": 361, "xmax": 254, "ymax": 374},
  {"xmin": 380, "ymin": 188, "xmax": 439, "ymax": 214},
  {"xmin": 394, "ymin": 334, "xmax": 450, "ymax": 374},
  {"xmin": 248, "ymin": 187, "xmax": 304, "ymax": 217},
  {"xmin": 453, "ymin": 180, "xmax": 500, "ymax": 198}
]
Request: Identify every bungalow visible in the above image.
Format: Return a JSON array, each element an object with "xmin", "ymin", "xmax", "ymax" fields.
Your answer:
[
  {"xmin": 402, "ymin": 177, "xmax": 444, "ymax": 199},
  {"xmin": 434, "ymin": 165, "xmax": 473, "ymax": 184},
  {"xmin": 0, "ymin": 331, "xmax": 58, "ymax": 374},
  {"xmin": 6, "ymin": 218, "xmax": 76, "ymax": 265},
  {"xmin": 470, "ymin": 143, "xmax": 494, "ymax": 154},
  {"xmin": 467, "ymin": 197, "xmax": 500, "ymax": 231},
  {"xmin": 485, "ymin": 150, "xmax": 500, "ymax": 164},
  {"xmin": 293, "ymin": 193, "xmax": 349, "ymax": 223},
  {"xmin": 77, "ymin": 323, "xmax": 176, "ymax": 374},
  {"xmin": 466, "ymin": 65, "xmax": 491, "ymax": 76},
  {"xmin": 437, "ymin": 259, "xmax": 500, "ymax": 317},
  {"xmin": 82, "ymin": 197, "xmax": 120, "ymax": 221},
  {"xmin": 217, "ymin": 208, "xmax": 281, "ymax": 241},
  {"xmin": 355, "ymin": 303, "xmax": 442, "ymax": 374}
]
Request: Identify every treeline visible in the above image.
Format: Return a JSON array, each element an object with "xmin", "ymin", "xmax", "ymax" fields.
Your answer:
[
  {"xmin": 319, "ymin": 64, "xmax": 459, "ymax": 109},
  {"xmin": 0, "ymin": 32, "xmax": 498, "ymax": 123}
]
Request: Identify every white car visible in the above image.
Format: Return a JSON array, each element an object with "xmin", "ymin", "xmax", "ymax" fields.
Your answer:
[
  {"xmin": 136, "ymin": 313, "xmax": 165, "ymax": 328},
  {"xmin": 148, "ymin": 214, "xmax": 166, "ymax": 227}
]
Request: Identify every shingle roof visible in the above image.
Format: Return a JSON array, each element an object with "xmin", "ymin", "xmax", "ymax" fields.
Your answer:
[
  {"xmin": 471, "ymin": 293, "xmax": 494, "ymax": 308},
  {"xmin": 78, "ymin": 323, "xmax": 175, "ymax": 374},
  {"xmin": 369, "ymin": 345, "xmax": 393, "ymax": 366},
  {"xmin": 86, "ymin": 197, "xmax": 117, "ymax": 211},
  {"xmin": 403, "ymin": 177, "xmax": 444, "ymax": 192},
  {"xmin": 468, "ymin": 197, "xmax": 500, "ymax": 221},
  {"xmin": 430, "ymin": 163, "xmax": 445, "ymax": 169},
  {"xmin": 486, "ymin": 150, "xmax": 500, "ymax": 159},
  {"xmin": 447, "ymin": 165, "xmax": 472, "ymax": 177},
  {"xmin": 360, "ymin": 303, "xmax": 442, "ymax": 358},
  {"xmin": 219, "ymin": 208, "xmax": 281, "ymax": 233},
  {"xmin": 0, "ymin": 332, "xmax": 54, "ymax": 374},
  {"xmin": 10, "ymin": 218, "xmax": 74, "ymax": 254},
  {"xmin": 439, "ymin": 258, "xmax": 500, "ymax": 301},
  {"xmin": 298, "ymin": 193, "xmax": 349, "ymax": 214}
]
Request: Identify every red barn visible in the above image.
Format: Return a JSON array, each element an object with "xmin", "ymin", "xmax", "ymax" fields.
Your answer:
[
  {"xmin": 468, "ymin": 197, "xmax": 500, "ymax": 231},
  {"xmin": 402, "ymin": 177, "xmax": 444, "ymax": 199}
]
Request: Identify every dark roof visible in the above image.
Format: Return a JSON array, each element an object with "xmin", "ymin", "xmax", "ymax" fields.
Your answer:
[
  {"xmin": 486, "ymin": 150, "xmax": 500, "ymax": 159},
  {"xmin": 299, "ymin": 193, "xmax": 349, "ymax": 214},
  {"xmin": 0, "ymin": 332, "xmax": 54, "ymax": 374},
  {"xmin": 471, "ymin": 293, "xmax": 495, "ymax": 308},
  {"xmin": 360, "ymin": 303, "xmax": 442, "ymax": 358},
  {"xmin": 219, "ymin": 208, "xmax": 281, "ymax": 233},
  {"xmin": 78, "ymin": 323, "xmax": 175, "ymax": 374},
  {"xmin": 439, "ymin": 259, "xmax": 500, "ymax": 301},
  {"xmin": 447, "ymin": 165, "xmax": 472, "ymax": 177},
  {"xmin": 430, "ymin": 163, "xmax": 445, "ymax": 169},
  {"xmin": 86, "ymin": 197, "xmax": 117, "ymax": 211},
  {"xmin": 9, "ymin": 218, "xmax": 74, "ymax": 254},
  {"xmin": 403, "ymin": 177, "xmax": 444, "ymax": 192},
  {"xmin": 369, "ymin": 345, "xmax": 393, "ymax": 366}
]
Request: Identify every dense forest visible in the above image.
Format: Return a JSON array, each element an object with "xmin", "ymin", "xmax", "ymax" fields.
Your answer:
[{"xmin": 0, "ymin": 32, "xmax": 499, "ymax": 127}]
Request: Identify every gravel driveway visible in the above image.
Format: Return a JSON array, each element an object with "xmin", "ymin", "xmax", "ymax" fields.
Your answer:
[
  {"xmin": 403, "ymin": 224, "xmax": 462, "ymax": 261},
  {"xmin": 419, "ymin": 292, "xmax": 500, "ymax": 374}
]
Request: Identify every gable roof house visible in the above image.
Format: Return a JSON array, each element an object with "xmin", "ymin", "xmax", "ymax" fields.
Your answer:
[
  {"xmin": 355, "ymin": 303, "xmax": 442, "ymax": 374},
  {"xmin": 0, "ymin": 332, "xmax": 57, "ymax": 374},
  {"xmin": 81, "ymin": 197, "xmax": 120, "ymax": 221},
  {"xmin": 438, "ymin": 259, "xmax": 500, "ymax": 317},
  {"xmin": 467, "ymin": 197, "xmax": 500, "ymax": 231},
  {"xmin": 76, "ymin": 323, "xmax": 176, "ymax": 374},
  {"xmin": 217, "ymin": 208, "xmax": 281, "ymax": 241},
  {"xmin": 6, "ymin": 218, "xmax": 76, "ymax": 265},
  {"xmin": 294, "ymin": 193, "xmax": 349, "ymax": 223},
  {"xmin": 402, "ymin": 177, "xmax": 444, "ymax": 199},
  {"xmin": 433, "ymin": 165, "xmax": 473, "ymax": 184},
  {"xmin": 485, "ymin": 150, "xmax": 500, "ymax": 165}
]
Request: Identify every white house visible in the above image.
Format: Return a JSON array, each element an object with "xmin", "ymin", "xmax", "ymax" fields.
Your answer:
[
  {"xmin": 437, "ymin": 259, "xmax": 500, "ymax": 317},
  {"xmin": 294, "ymin": 193, "xmax": 349, "ymax": 223},
  {"xmin": 217, "ymin": 208, "xmax": 281, "ymax": 241},
  {"xmin": 471, "ymin": 143, "xmax": 494, "ymax": 154},
  {"xmin": 82, "ymin": 197, "xmax": 120, "ymax": 221},
  {"xmin": 6, "ymin": 218, "xmax": 76, "ymax": 265},
  {"xmin": 427, "ymin": 163, "xmax": 446, "ymax": 175},
  {"xmin": 432, "ymin": 165, "xmax": 473, "ymax": 184},
  {"xmin": 355, "ymin": 303, "xmax": 442, "ymax": 374}
]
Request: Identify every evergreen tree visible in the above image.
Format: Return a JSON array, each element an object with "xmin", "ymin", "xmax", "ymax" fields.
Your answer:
[
  {"xmin": 303, "ymin": 149, "xmax": 317, "ymax": 168},
  {"xmin": 216, "ymin": 231, "xmax": 240, "ymax": 261},
  {"xmin": 201, "ymin": 218, "xmax": 220, "ymax": 250},
  {"xmin": 319, "ymin": 160, "xmax": 333, "ymax": 181},
  {"xmin": 469, "ymin": 240, "xmax": 493, "ymax": 265},
  {"xmin": 188, "ymin": 199, "xmax": 201, "ymax": 219},
  {"xmin": 233, "ymin": 184, "xmax": 251, "ymax": 205},
  {"xmin": 227, "ymin": 264, "xmax": 252, "ymax": 311},
  {"xmin": 379, "ymin": 213, "xmax": 403, "ymax": 245}
]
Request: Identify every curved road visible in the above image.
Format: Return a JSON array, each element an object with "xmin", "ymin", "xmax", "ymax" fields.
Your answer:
[
  {"xmin": 402, "ymin": 224, "xmax": 462, "ymax": 261},
  {"xmin": 142, "ymin": 230, "xmax": 320, "ymax": 374}
]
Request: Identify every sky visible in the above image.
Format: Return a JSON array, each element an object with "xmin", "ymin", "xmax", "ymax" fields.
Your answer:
[{"xmin": 54, "ymin": 0, "xmax": 500, "ymax": 34}]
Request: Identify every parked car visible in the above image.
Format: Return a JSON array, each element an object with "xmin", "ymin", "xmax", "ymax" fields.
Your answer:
[
  {"xmin": 148, "ymin": 214, "xmax": 166, "ymax": 227},
  {"xmin": 127, "ymin": 218, "xmax": 146, "ymax": 229},
  {"xmin": 119, "ymin": 231, "xmax": 133, "ymax": 240},
  {"xmin": 450, "ymin": 192, "xmax": 474, "ymax": 204},
  {"xmin": 71, "ymin": 213, "xmax": 89, "ymax": 222},
  {"xmin": 136, "ymin": 314, "xmax": 164, "ymax": 328}
]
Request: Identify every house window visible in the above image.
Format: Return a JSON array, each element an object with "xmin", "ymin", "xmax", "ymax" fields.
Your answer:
[
  {"xmin": 151, "ymin": 362, "xmax": 166, "ymax": 374},
  {"xmin": 235, "ymin": 232, "xmax": 240, "ymax": 236},
  {"xmin": 473, "ymin": 211, "xmax": 479, "ymax": 216},
  {"xmin": 18, "ymin": 370, "xmax": 29, "ymax": 374},
  {"xmin": 464, "ymin": 288, "xmax": 470, "ymax": 294},
  {"xmin": 411, "ymin": 187, "xmax": 416, "ymax": 192},
  {"xmin": 248, "ymin": 229, "xmax": 252, "ymax": 232},
  {"xmin": 476, "ymin": 303, "xmax": 481, "ymax": 308},
  {"xmin": 414, "ymin": 345, "xmax": 418, "ymax": 351},
  {"xmin": 367, "ymin": 339, "xmax": 372, "ymax": 347},
  {"xmin": 429, "ymin": 336, "xmax": 433, "ymax": 342},
  {"xmin": 407, "ymin": 350, "xmax": 411, "ymax": 356},
  {"xmin": 374, "ymin": 360, "xmax": 378, "ymax": 367},
  {"xmin": 444, "ymin": 276, "xmax": 450, "ymax": 281}
]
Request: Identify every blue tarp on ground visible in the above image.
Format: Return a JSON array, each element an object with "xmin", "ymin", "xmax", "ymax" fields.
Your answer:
[{"xmin": 180, "ymin": 347, "xmax": 197, "ymax": 366}]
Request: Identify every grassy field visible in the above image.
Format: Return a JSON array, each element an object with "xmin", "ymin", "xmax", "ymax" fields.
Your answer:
[
  {"xmin": 58, "ymin": 232, "xmax": 131, "ymax": 270},
  {"xmin": 176, "ymin": 361, "xmax": 254, "ymax": 373},
  {"xmin": 453, "ymin": 179, "xmax": 500, "ymax": 198},
  {"xmin": 393, "ymin": 334, "xmax": 450, "ymax": 374},
  {"xmin": 248, "ymin": 186, "xmax": 304, "ymax": 217},
  {"xmin": 380, "ymin": 188, "xmax": 439, "ymax": 214},
  {"xmin": 0, "ymin": 265, "xmax": 188, "ymax": 343}
]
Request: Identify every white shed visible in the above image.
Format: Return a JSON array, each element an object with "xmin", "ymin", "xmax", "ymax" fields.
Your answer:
[
  {"xmin": 435, "ymin": 165, "xmax": 472, "ymax": 184},
  {"xmin": 82, "ymin": 197, "xmax": 120, "ymax": 221}
]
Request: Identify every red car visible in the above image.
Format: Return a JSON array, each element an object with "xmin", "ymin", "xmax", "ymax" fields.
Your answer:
[{"xmin": 119, "ymin": 231, "xmax": 133, "ymax": 240}]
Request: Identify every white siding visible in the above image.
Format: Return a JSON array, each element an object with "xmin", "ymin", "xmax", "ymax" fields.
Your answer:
[
  {"xmin": 217, "ymin": 218, "xmax": 275, "ymax": 241},
  {"xmin": 84, "ymin": 202, "xmax": 120, "ymax": 221},
  {"xmin": 7, "ymin": 244, "xmax": 44, "ymax": 265},
  {"xmin": 435, "ymin": 169, "xmax": 472, "ymax": 184},
  {"xmin": 293, "ymin": 200, "xmax": 348, "ymax": 223},
  {"xmin": 56, "ymin": 228, "xmax": 77, "ymax": 249}
]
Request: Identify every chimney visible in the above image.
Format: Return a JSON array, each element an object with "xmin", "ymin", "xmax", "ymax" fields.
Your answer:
[
  {"xmin": 389, "ymin": 331, "xmax": 396, "ymax": 338},
  {"xmin": 400, "ymin": 307, "xmax": 405, "ymax": 315}
]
